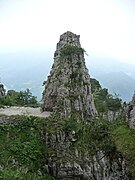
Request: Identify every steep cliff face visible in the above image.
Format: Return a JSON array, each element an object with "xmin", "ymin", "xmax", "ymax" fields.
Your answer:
[
  {"xmin": 41, "ymin": 32, "xmax": 130, "ymax": 179},
  {"xmin": 127, "ymin": 91, "xmax": 135, "ymax": 129},
  {"xmin": 41, "ymin": 31, "xmax": 96, "ymax": 121},
  {"xmin": 44, "ymin": 128, "xmax": 129, "ymax": 180}
]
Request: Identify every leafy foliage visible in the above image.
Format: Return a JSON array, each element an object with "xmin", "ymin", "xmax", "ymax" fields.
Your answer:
[
  {"xmin": 0, "ymin": 89, "xmax": 38, "ymax": 107},
  {"xmin": 60, "ymin": 44, "xmax": 84, "ymax": 57},
  {"xmin": 112, "ymin": 124, "xmax": 135, "ymax": 177},
  {"xmin": 66, "ymin": 114, "xmax": 135, "ymax": 178},
  {"xmin": 0, "ymin": 115, "xmax": 54, "ymax": 179},
  {"xmin": 90, "ymin": 78, "xmax": 101, "ymax": 94},
  {"xmin": 91, "ymin": 78, "xmax": 122, "ymax": 113},
  {"xmin": 0, "ymin": 112, "xmax": 135, "ymax": 178}
]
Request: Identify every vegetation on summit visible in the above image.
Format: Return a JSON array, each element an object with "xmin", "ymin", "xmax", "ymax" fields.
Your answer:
[{"xmin": 60, "ymin": 44, "xmax": 85, "ymax": 57}]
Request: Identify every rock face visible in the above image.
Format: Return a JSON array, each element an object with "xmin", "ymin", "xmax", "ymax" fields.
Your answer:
[
  {"xmin": 0, "ymin": 84, "xmax": 6, "ymax": 97},
  {"xmin": 41, "ymin": 31, "xmax": 96, "ymax": 121},
  {"xmin": 127, "ymin": 91, "xmax": 135, "ymax": 129},
  {"xmin": 41, "ymin": 32, "xmax": 130, "ymax": 180},
  {"xmin": 7, "ymin": 90, "xmax": 16, "ymax": 96},
  {"xmin": 44, "ymin": 130, "xmax": 129, "ymax": 180}
]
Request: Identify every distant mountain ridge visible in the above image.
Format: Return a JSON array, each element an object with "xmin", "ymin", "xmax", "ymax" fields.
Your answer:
[
  {"xmin": 87, "ymin": 55, "xmax": 135, "ymax": 101},
  {"xmin": 0, "ymin": 50, "xmax": 53, "ymax": 100},
  {"xmin": 88, "ymin": 55, "xmax": 135, "ymax": 79},
  {"xmin": 1, "ymin": 50, "xmax": 135, "ymax": 102},
  {"xmin": 96, "ymin": 72, "xmax": 135, "ymax": 101}
]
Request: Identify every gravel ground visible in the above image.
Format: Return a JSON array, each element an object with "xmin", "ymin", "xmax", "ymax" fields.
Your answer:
[{"xmin": 0, "ymin": 106, "xmax": 50, "ymax": 117}]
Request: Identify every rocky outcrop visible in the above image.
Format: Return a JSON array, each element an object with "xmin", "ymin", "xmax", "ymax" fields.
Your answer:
[
  {"xmin": 40, "ymin": 32, "xmax": 131, "ymax": 180},
  {"xmin": 0, "ymin": 84, "xmax": 6, "ymax": 97},
  {"xmin": 7, "ymin": 90, "xmax": 16, "ymax": 96},
  {"xmin": 127, "ymin": 91, "xmax": 135, "ymax": 129},
  {"xmin": 41, "ymin": 31, "xmax": 96, "ymax": 121},
  {"xmin": 44, "ymin": 129, "xmax": 129, "ymax": 180},
  {"xmin": 102, "ymin": 110, "xmax": 123, "ymax": 121}
]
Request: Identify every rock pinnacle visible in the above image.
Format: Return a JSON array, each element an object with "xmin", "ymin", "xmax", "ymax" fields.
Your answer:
[{"xmin": 41, "ymin": 31, "xmax": 96, "ymax": 121}]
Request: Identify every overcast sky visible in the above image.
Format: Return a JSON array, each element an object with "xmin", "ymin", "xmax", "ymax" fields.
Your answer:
[{"xmin": 0, "ymin": 0, "xmax": 135, "ymax": 65}]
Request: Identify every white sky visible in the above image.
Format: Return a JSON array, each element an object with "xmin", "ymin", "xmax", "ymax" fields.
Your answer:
[{"xmin": 0, "ymin": 0, "xmax": 135, "ymax": 65}]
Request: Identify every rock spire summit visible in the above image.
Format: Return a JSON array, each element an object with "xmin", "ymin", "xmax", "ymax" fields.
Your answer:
[{"xmin": 41, "ymin": 31, "xmax": 96, "ymax": 120}]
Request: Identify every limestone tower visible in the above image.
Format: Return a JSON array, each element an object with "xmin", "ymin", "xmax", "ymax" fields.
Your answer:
[{"xmin": 41, "ymin": 31, "xmax": 96, "ymax": 121}]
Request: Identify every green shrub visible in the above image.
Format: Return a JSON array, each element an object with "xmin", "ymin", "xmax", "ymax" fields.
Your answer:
[
  {"xmin": 112, "ymin": 124, "xmax": 135, "ymax": 177},
  {"xmin": 0, "ymin": 116, "xmax": 53, "ymax": 179},
  {"xmin": 0, "ymin": 89, "xmax": 39, "ymax": 107},
  {"xmin": 91, "ymin": 78, "xmax": 122, "ymax": 113},
  {"xmin": 60, "ymin": 44, "xmax": 84, "ymax": 57}
]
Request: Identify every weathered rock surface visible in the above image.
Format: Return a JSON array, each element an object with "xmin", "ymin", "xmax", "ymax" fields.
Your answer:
[
  {"xmin": 7, "ymin": 90, "xmax": 16, "ymax": 96},
  {"xmin": 44, "ymin": 130, "xmax": 129, "ymax": 180},
  {"xmin": 127, "ymin": 91, "xmax": 135, "ymax": 129},
  {"xmin": 102, "ymin": 110, "xmax": 123, "ymax": 121},
  {"xmin": 41, "ymin": 31, "xmax": 96, "ymax": 121},
  {"xmin": 41, "ymin": 32, "xmax": 130, "ymax": 179},
  {"xmin": 0, "ymin": 84, "xmax": 6, "ymax": 97}
]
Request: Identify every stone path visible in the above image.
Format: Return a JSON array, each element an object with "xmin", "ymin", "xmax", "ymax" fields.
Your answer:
[{"xmin": 0, "ymin": 106, "xmax": 50, "ymax": 117}]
